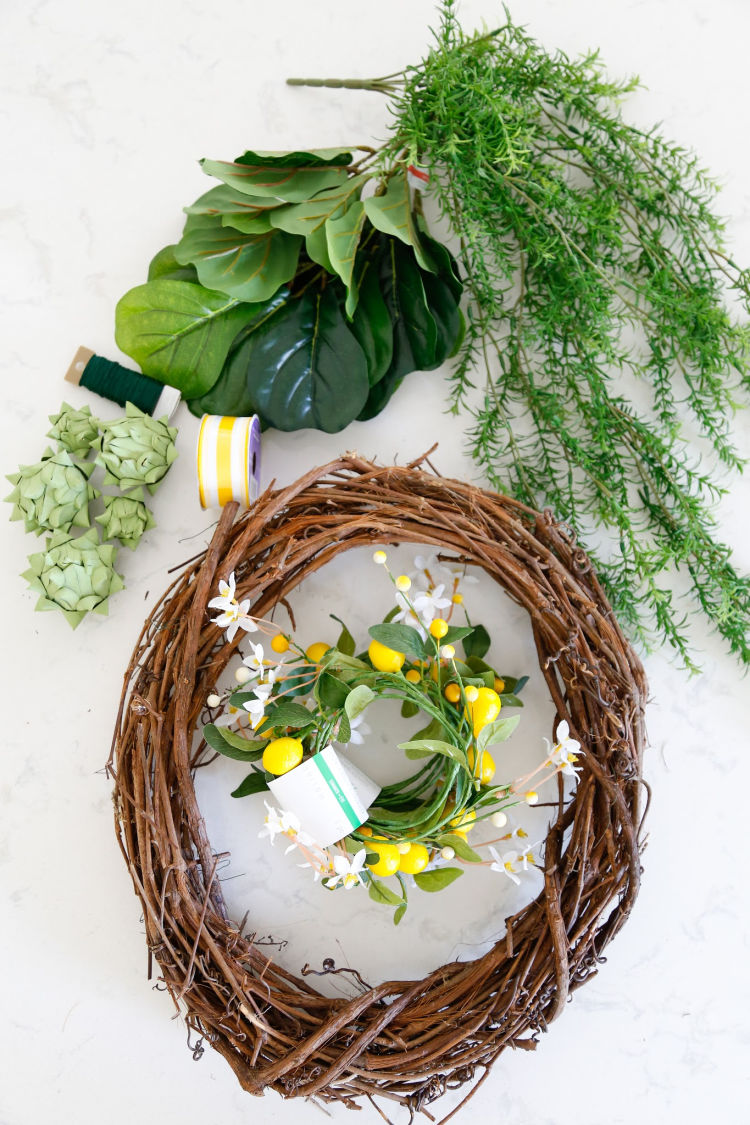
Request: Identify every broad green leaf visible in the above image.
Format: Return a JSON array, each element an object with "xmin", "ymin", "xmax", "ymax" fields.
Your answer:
[
  {"xmin": 345, "ymin": 257, "xmax": 393, "ymax": 384},
  {"xmin": 368, "ymin": 878, "xmax": 403, "ymax": 906},
  {"xmin": 231, "ymin": 769, "xmax": 269, "ymax": 798},
  {"xmin": 115, "ymin": 280, "xmax": 264, "ymax": 398},
  {"xmin": 147, "ymin": 245, "xmax": 198, "ymax": 283},
  {"xmin": 345, "ymin": 684, "xmax": 375, "ymax": 721},
  {"xmin": 368, "ymin": 622, "xmax": 429, "ymax": 661},
  {"xmin": 436, "ymin": 833, "xmax": 483, "ymax": 862},
  {"xmin": 401, "ymin": 699, "xmax": 419, "ymax": 718},
  {"xmin": 409, "ymin": 716, "xmax": 443, "ymax": 742},
  {"xmin": 316, "ymin": 671, "xmax": 350, "ymax": 710},
  {"xmin": 393, "ymin": 902, "xmax": 407, "ymax": 925},
  {"xmin": 326, "ymin": 200, "xmax": 366, "ymax": 294},
  {"xmin": 415, "ymin": 221, "xmax": 463, "ymax": 301},
  {"xmin": 463, "ymin": 625, "xmax": 491, "ymax": 660},
  {"xmin": 203, "ymin": 723, "xmax": 265, "ymax": 761},
  {"xmin": 187, "ymin": 284, "xmax": 370, "ymax": 432},
  {"xmin": 200, "ymin": 150, "xmax": 352, "ymax": 202},
  {"xmin": 363, "ymin": 172, "xmax": 434, "ymax": 271},
  {"xmin": 275, "ymin": 662, "xmax": 318, "ymax": 698},
  {"xmin": 184, "ymin": 184, "xmax": 284, "ymax": 233},
  {"xmin": 261, "ymin": 700, "xmax": 316, "ymax": 729},
  {"xmin": 477, "ymin": 713, "xmax": 521, "ymax": 752},
  {"xmin": 175, "ymin": 213, "xmax": 302, "ymax": 303},
  {"xmin": 269, "ymin": 175, "xmax": 367, "ymax": 235},
  {"xmin": 498, "ymin": 692, "xmax": 524, "ymax": 708},
  {"xmin": 442, "ymin": 625, "xmax": 474, "ymax": 645},
  {"xmin": 305, "ymin": 226, "xmax": 335, "ymax": 273},
  {"xmin": 398, "ymin": 738, "xmax": 465, "ymax": 764},
  {"xmin": 320, "ymin": 650, "xmax": 371, "ymax": 674},
  {"xmin": 414, "ymin": 867, "xmax": 463, "ymax": 892}
]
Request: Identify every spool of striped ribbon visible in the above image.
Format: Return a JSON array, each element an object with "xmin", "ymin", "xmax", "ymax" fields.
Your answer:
[{"xmin": 196, "ymin": 414, "xmax": 262, "ymax": 510}]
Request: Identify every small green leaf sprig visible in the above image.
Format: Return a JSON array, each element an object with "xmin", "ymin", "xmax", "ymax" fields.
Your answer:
[
  {"xmin": 202, "ymin": 554, "xmax": 582, "ymax": 923},
  {"xmin": 5, "ymin": 401, "xmax": 177, "ymax": 626}
]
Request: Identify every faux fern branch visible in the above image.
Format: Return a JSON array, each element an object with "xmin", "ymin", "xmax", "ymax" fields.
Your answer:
[{"xmin": 291, "ymin": 1, "xmax": 750, "ymax": 668}]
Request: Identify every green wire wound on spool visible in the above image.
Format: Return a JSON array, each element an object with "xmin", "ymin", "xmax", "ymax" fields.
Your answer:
[{"xmin": 65, "ymin": 346, "xmax": 180, "ymax": 419}]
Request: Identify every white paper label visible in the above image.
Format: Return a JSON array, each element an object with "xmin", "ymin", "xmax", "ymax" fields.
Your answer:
[{"xmin": 267, "ymin": 745, "xmax": 379, "ymax": 849}]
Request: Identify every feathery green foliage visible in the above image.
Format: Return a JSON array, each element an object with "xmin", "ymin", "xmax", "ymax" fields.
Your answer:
[{"xmin": 295, "ymin": 2, "xmax": 750, "ymax": 667}]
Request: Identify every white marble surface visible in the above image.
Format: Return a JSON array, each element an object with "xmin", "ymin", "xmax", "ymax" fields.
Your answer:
[{"xmin": 2, "ymin": 1, "xmax": 750, "ymax": 1122}]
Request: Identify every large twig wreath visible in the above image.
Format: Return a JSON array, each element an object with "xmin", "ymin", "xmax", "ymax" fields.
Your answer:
[{"xmin": 108, "ymin": 453, "xmax": 648, "ymax": 1121}]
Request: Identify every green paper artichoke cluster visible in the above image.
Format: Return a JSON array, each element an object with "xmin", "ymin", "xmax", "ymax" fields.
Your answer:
[
  {"xmin": 94, "ymin": 403, "xmax": 178, "ymax": 492},
  {"xmin": 6, "ymin": 447, "xmax": 98, "ymax": 535},
  {"xmin": 23, "ymin": 528, "xmax": 125, "ymax": 628},
  {"xmin": 7, "ymin": 399, "xmax": 178, "ymax": 627}
]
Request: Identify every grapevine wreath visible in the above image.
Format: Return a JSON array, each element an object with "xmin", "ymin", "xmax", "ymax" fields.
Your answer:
[{"xmin": 109, "ymin": 454, "xmax": 648, "ymax": 1118}]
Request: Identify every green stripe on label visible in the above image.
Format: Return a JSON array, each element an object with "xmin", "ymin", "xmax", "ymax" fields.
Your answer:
[{"xmin": 312, "ymin": 753, "xmax": 361, "ymax": 830}]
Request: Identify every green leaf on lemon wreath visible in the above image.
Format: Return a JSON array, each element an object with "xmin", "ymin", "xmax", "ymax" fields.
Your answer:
[
  {"xmin": 187, "ymin": 284, "xmax": 369, "ymax": 432},
  {"xmin": 114, "ymin": 279, "xmax": 284, "ymax": 398},
  {"xmin": 363, "ymin": 171, "xmax": 435, "ymax": 273}
]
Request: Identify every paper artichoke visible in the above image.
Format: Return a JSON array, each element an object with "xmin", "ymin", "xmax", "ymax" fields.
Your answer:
[
  {"xmin": 94, "ymin": 402, "xmax": 178, "ymax": 493},
  {"xmin": 47, "ymin": 401, "xmax": 100, "ymax": 456},
  {"xmin": 5, "ymin": 447, "xmax": 98, "ymax": 535},
  {"xmin": 22, "ymin": 527, "xmax": 125, "ymax": 628},
  {"xmin": 95, "ymin": 490, "xmax": 156, "ymax": 549}
]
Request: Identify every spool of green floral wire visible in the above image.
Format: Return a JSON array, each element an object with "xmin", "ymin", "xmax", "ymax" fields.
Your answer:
[{"xmin": 65, "ymin": 346, "xmax": 181, "ymax": 420}]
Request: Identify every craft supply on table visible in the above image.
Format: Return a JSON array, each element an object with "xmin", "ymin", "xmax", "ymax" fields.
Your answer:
[
  {"xmin": 196, "ymin": 414, "xmax": 261, "ymax": 510},
  {"xmin": 65, "ymin": 346, "xmax": 181, "ymax": 420}
]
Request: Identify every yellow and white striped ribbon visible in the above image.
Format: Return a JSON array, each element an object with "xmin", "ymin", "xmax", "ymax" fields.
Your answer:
[{"xmin": 196, "ymin": 414, "xmax": 261, "ymax": 509}]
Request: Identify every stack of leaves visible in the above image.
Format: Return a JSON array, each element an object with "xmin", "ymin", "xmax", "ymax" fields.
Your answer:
[
  {"xmin": 115, "ymin": 151, "xmax": 464, "ymax": 432},
  {"xmin": 6, "ymin": 402, "xmax": 177, "ymax": 627}
]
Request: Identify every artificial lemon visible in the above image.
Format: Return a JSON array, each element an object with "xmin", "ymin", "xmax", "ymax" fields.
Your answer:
[
  {"xmin": 444, "ymin": 682, "xmax": 461, "ymax": 703},
  {"xmin": 271, "ymin": 633, "xmax": 290, "ymax": 653},
  {"xmin": 398, "ymin": 843, "xmax": 430, "ymax": 875},
  {"xmin": 368, "ymin": 639, "xmax": 405, "ymax": 673},
  {"xmin": 465, "ymin": 685, "xmax": 501, "ymax": 736},
  {"xmin": 262, "ymin": 737, "xmax": 304, "ymax": 775},
  {"xmin": 467, "ymin": 747, "xmax": 496, "ymax": 785},
  {"xmin": 449, "ymin": 807, "xmax": 477, "ymax": 832},
  {"xmin": 494, "ymin": 677, "xmax": 505, "ymax": 694},
  {"xmin": 366, "ymin": 842, "xmax": 401, "ymax": 877},
  {"xmin": 305, "ymin": 641, "xmax": 330, "ymax": 664}
]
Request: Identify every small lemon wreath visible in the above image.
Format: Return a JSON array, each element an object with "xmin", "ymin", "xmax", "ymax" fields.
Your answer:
[
  {"xmin": 109, "ymin": 454, "xmax": 647, "ymax": 1117},
  {"xmin": 200, "ymin": 548, "xmax": 562, "ymax": 921}
]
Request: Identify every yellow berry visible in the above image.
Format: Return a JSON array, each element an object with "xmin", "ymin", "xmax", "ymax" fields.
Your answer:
[
  {"xmin": 366, "ymin": 842, "xmax": 401, "ymax": 877},
  {"xmin": 305, "ymin": 641, "xmax": 330, "ymax": 664},
  {"xmin": 405, "ymin": 668, "xmax": 421, "ymax": 683},
  {"xmin": 494, "ymin": 677, "xmax": 505, "ymax": 694},
  {"xmin": 368, "ymin": 639, "xmax": 405, "ymax": 673},
  {"xmin": 464, "ymin": 685, "xmax": 479, "ymax": 702},
  {"xmin": 262, "ymin": 737, "xmax": 304, "ymax": 775},
  {"xmin": 373, "ymin": 550, "xmax": 387, "ymax": 564},
  {"xmin": 358, "ymin": 825, "xmax": 373, "ymax": 837},
  {"xmin": 464, "ymin": 686, "xmax": 501, "ymax": 736},
  {"xmin": 429, "ymin": 618, "xmax": 449, "ymax": 639},
  {"xmin": 440, "ymin": 846, "xmax": 455, "ymax": 860},
  {"xmin": 398, "ymin": 843, "xmax": 430, "ymax": 875},
  {"xmin": 451, "ymin": 593, "xmax": 463, "ymax": 605},
  {"xmin": 395, "ymin": 574, "xmax": 411, "ymax": 591},
  {"xmin": 450, "ymin": 807, "xmax": 477, "ymax": 832},
  {"xmin": 467, "ymin": 748, "xmax": 496, "ymax": 785},
  {"xmin": 525, "ymin": 790, "xmax": 539, "ymax": 805},
  {"xmin": 271, "ymin": 634, "xmax": 290, "ymax": 653},
  {"xmin": 444, "ymin": 682, "xmax": 461, "ymax": 703}
]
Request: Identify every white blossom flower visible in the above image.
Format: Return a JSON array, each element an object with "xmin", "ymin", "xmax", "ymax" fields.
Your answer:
[
  {"xmin": 208, "ymin": 572, "xmax": 238, "ymax": 611},
  {"xmin": 410, "ymin": 584, "xmax": 452, "ymax": 626},
  {"xmin": 241, "ymin": 680, "xmax": 273, "ymax": 727},
  {"xmin": 545, "ymin": 719, "xmax": 583, "ymax": 777},
  {"xmin": 488, "ymin": 845, "xmax": 522, "ymax": 885},
  {"xmin": 517, "ymin": 841, "xmax": 542, "ymax": 872},
  {"xmin": 241, "ymin": 641, "xmax": 266, "ymax": 677},
  {"xmin": 438, "ymin": 560, "xmax": 479, "ymax": 586},
  {"xmin": 258, "ymin": 803, "xmax": 312, "ymax": 853},
  {"xmin": 324, "ymin": 849, "xmax": 367, "ymax": 890},
  {"xmin": 214, "ymin": 702, "xmax": 243, "ymax": 728},
  {"xmin": 392, "ymin": 594, "xmax": 429, "ymax": 640}
]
